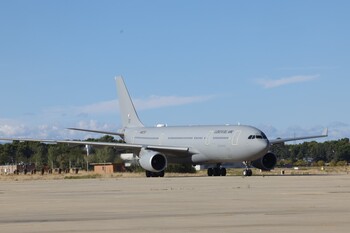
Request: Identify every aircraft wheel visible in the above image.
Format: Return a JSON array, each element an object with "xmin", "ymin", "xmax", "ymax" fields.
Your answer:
[
  {"xmin": 243, "ymin": 169, "xmax": 253, "ymax": 176},
  {"xmin": 220, "ymin": 167, "xmax": 227, "ymax": 176},
  {"xmin": 213, "ymin": 167, "xmax": 221, "ymax": 176},
  {"xmin": 146, "ymin": 170, "xmax": 152, "ymax": 177},
  {"xmin": 207, "ymin": 168, "xmax": 214, "ymax": 176},
  {"xmin": 159, "ymin": 170, "xmax": 165, "ymax": 177},
  {"xmin": 247, "ymin": 169, "xmax": 253, "ymax": 176}
]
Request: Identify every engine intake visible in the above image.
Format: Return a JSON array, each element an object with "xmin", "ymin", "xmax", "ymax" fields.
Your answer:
[
  {"xmin": 251, "ymin": 152, "xmax": 277, "ymax": 171},
  {"xmin": 139, "ymin": 149, "xmax": 167, "ymax": 172}
]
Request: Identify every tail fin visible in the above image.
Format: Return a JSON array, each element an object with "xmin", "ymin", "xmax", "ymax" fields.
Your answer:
[{"xmin": 115, "ymin": 76, "xmax": 144, "ymax": 128}]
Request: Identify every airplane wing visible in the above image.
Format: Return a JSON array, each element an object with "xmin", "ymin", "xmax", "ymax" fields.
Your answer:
[
  {"xmin": 0, "ymin": 137, "xmax": 139, "ymax": 148},
  {"xmin": 269, "ymin": 128, "xmax": 328, "ymax": 145},
  {"xmin": 0, "ymin": 137, "xmax": 192, "ymax": 157}
]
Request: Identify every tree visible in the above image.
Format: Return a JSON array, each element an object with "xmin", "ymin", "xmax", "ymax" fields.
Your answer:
[
  {"xmin": 1, "ymin": 143, "xmax": 16, "ymax": 164},
  {"xmin": 15, "ymin": 142, "xmax": 34, "ymax": 164},
  {"xmin": 335, "ymin": 143, "xmax": 350, "ymax": 162},
  {"xmin": 31, "ymin": 142, "xmax": 48, "ymax": 169}
]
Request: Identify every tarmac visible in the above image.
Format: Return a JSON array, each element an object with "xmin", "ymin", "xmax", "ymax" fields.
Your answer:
[{"xmin": 1, "ymin": 175, "xmax": 350, "ymax": 233}]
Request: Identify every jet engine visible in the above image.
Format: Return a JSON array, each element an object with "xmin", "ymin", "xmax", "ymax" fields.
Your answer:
[
  {"xmin": 251, "ymin": 152, "xmax": 277, "ymax": 171},
  {"xmin": 139, "ymin": 149, "xmax": 167, "ymax": 172}
]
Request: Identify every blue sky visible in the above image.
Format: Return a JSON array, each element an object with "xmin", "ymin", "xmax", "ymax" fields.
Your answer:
[{"xmin": 0, "ymin": 0, "xmax": 349, "ymax": 141}]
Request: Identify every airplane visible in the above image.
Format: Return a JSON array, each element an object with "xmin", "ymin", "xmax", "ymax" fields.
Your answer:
[{"xmin": 0, "ymin": 76, "xmax": 328, "ymax": 177}]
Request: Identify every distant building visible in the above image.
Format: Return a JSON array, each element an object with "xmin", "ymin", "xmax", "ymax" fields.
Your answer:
[
  {"xmin": 91, "ymin": 163, "xmax": 126, "ymax": 174},
  {"xmin": 0, "ymin": 164, "xmax": 36, "ymax": 174},
  {"xmin": 0, "ymin": 165, "xmax": 17, "ymax": 174}
]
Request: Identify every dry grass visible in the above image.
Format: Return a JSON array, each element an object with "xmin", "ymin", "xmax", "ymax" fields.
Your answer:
[{"xmin": 1, "ymin": 167, "xmax": 349, "ymax": 182}]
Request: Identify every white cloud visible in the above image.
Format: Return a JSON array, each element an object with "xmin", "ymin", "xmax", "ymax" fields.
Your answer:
[
  {"xmin": 41, "ymin": 95, "xmax": 214, "ymax": 118},
  {"xmin": 256, "ymin": 75, "xmax": 319, "ymax": 89},
  {"xmin": 0, "ymin": 94, "xmax": 215, "ymax": 139},
  {"xmin": 0, "ymin": 118, "xmax": 118, "ymax": 140},
  {"xmin": 0, "ymin": 120, "xmax": 28, "ymax": 137},
  {"xmin": 75, "ymin": 100, "xmax": 118, "ymax": 115},
  {"xmin": 134, "ymin": 95, "xmax": 214, "ymax": 110}
]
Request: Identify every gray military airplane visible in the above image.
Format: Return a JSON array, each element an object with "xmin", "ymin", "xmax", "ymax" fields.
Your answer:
[{"xmin": 1, "ymin": 76, "xmax": 328, "ymax": 177}]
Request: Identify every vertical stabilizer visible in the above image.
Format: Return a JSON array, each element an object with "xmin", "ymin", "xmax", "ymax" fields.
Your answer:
[{"xmin": 115, "ymin": 76, "xmax": 144, "ymax": 128}]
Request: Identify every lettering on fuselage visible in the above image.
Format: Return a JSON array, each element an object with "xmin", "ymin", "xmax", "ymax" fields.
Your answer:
[{"xmin": 214, "ymin": 130, "xmax": 234, "ymax": 134}]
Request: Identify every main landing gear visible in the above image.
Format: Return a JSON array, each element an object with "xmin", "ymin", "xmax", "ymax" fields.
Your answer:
[
  {"xmin": 145, "ymin": 170, "xmax": 165, "ymax": 177},
  {"xmin": 207, "ymin": 164, "xmax": 226, "ymax": 176}
]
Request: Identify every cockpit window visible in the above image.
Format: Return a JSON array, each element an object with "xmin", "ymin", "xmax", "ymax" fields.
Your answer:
[{"xmin": 248, "ymin": 134, "xmax": 267, "ymax": 140}]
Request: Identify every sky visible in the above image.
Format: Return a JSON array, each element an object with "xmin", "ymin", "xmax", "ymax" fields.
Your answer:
[{"xmin": 0, "ymin": 0, "xmax": 349, "ymax": 141}]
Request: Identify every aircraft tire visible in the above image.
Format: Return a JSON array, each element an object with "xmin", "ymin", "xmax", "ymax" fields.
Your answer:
[
  {"xmin": 243, "ymin": 169, "xmax": 253, "ymax": 177},
  {"xmin": 248, "ymin": 169, "xmax": 252, "ymax": 176},
  {"xmin": 213, "ymin": 167, "xmax": 221, "ymax": 176},
  {"xmin": 220, "ymin": 167, "xmax": 227, "ymax": 176},
  {"xmin": 207, "ymin": 168, "xmax": 214, "ymax": 176},
  {"xmin": 145, "ymin": 170, "xmax": 165, "ymax": 178},
  {"xmin": 159, "ymin": 170, "xmax": 165, "ymax": 177}
]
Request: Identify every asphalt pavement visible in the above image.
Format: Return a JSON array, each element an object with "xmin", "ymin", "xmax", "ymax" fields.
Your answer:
[{"xmin": 1, "ymin": 175, "xmax": 350, "ymax": 233}]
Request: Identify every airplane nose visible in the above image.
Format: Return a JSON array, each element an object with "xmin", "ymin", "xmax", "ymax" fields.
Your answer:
[
  {"xmin": 257, "ymin": 139, "xmax": 269, "ymax": 154},
  {"xmin": 246, "ymin": 139, "xmax": 270, "ymax": 161}
]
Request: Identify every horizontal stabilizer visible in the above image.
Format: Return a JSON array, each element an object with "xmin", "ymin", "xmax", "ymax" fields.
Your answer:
[{"xmin": 67, "ymin": 128, "xmax": 124, "ymax": 138}]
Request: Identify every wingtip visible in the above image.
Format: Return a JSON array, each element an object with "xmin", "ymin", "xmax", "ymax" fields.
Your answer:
[{"xmin": 322, "ymin": 128, "xmax": 328, "ymax": 136}]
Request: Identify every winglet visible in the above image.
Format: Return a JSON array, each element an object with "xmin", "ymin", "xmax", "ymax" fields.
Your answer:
[{"xmin": 322, "ymin": 128, "xmax": 328, "ymax": 136}]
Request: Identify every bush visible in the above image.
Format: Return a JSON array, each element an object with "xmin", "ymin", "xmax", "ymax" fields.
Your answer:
[
  {"xmin": 336, "ymin": 160, "xmax": 348, "ymax": 166},
  {"xmin": 316, "ymin": 160, "xmax": 325, "ymax": 167},
  {"xmin": 294, "ymin": 160, "xmax": 307, "ymax": 167}
]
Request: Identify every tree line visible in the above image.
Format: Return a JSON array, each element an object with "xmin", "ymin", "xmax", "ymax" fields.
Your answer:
[
  {"xmin": 0, "ymin": 135, "xmax": 122, "ymax": 171},
  {"xmin": 1, "ymin": 136, "xmax": 349, "ymax": 171},
  {"xmin": 271, "ymin": 138, "xmax": 350, "ymax": 166}
]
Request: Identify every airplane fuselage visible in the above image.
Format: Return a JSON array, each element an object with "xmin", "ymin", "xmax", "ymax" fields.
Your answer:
[{"xmin": 124, "ymin": 125, "xmax": 270, "ymax": 165}]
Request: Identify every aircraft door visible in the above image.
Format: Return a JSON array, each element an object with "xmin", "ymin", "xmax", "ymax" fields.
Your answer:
[
  {"xmin": 231, "ymin": 130, "xmax": 241, "ymax": 145},
  {"xmin": 205, "ymin": 131, "xmax": 213, "ymax": 145}
]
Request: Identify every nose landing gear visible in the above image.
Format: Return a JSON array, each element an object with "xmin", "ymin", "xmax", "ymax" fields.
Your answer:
[
  {"xmin": 243, "ymin": 161, "xmax": 253, "ymax": 176},
  {"xmin": 243, "ymin": 169, "xmax": 253, "ymax": 176}
]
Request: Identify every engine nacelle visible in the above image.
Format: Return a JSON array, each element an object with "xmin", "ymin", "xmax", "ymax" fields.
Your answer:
[
  {"xmin": 139, "ymin": 149, "xmax": 167, "ymax": 172},
  {"xmin": 251, "ymin": 152, "xmax": 277, "ymax": 171}
]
